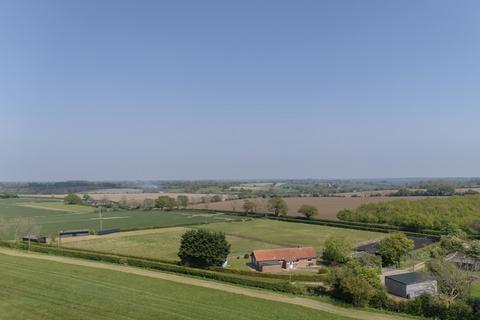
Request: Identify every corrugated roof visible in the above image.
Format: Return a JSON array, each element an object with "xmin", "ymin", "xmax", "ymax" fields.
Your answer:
[
  {"xmin": 253, "ymin": 247, "xmax": 317, "ymax": 262},
  {"xmin": 385, "ymin": 272, "xmax": 431, "ymax": 285}
]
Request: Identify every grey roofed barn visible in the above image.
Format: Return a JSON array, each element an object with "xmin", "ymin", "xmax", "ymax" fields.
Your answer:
[
  {"xmin": 386, "ymin": 272, "xmax": 429, "ymax": 285},
  {"xmin": 385, "ymin": 272, "xmax": 437, "ymax": 298}
]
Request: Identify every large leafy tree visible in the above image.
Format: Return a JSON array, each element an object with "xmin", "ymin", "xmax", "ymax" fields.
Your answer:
[
  {"xmin": 242, "ymin": 200, "xmax": 255, "ymax": 214},
  {"xmin": 176, "ymin": 195, "xmax": 189, "ymax": 209},
  {"xmin": 64, "ymin": 193, "xmax": 82, "ymax": 205},
  {"xmin": 322, "ymin": 237, "xmax": 352, "ymax": 265},
  {"xmin": 427, "ymin": 258, "xmax": 472, "ymax": 303},
  {"xmin": 267, "ymin": 197, "xmax": 288, "ymax": 216},
  {"xmin": 298, "ymin": 204, "xmax": 318, "ymax": 219},
  {"xmin": 377, "ymin": 232, "xmax": 414, "ymax": 267},
  {"xmin": 178, "ymin": 229, "xmax": 230, "ymax": 267},
  {"xmin": 155, "ymin": 196, "xmax": 176, "ymax": 210}
]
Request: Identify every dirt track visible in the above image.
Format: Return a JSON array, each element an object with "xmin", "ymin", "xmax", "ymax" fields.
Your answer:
[{"xmin": 0, "ymin": 248, "xmax": 411, "ymax": 320}]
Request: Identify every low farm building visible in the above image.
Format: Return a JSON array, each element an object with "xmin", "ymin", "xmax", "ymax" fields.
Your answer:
[
  {"xmin": 22, "ymin": 235, "xmax": 47, "ymax": 244},
  {"xmin": 251, "ymin": 247, "xmax": 317, "ymax": 272},
  {"xmin": 385, "ymin": 272, "xmax": 437, "ymax": 299}
]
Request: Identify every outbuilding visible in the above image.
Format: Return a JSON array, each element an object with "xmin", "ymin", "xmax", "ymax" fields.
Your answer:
[
  {"xmin": 385, "ymin": 272, "xmax": 437, "ymax": 298},
  {"xmin": 59, "ymin": 229, "xmax": 90, "ymax": 238},
  {"xmin": 22, "ymin": 235, "xmax": 47, "ymax": 244}
]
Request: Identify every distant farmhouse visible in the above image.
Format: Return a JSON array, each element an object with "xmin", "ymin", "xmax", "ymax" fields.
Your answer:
[
  {"xmin": 250, "ymin": 247, "xmax": 317, "ymax": 272},
  {"xmin": 385, "ymin": 272, "xmax": 437, "ymax": 299},
  {"xmin": 356, "ymin": 236, "xmax": 436, "ymax": 255}
]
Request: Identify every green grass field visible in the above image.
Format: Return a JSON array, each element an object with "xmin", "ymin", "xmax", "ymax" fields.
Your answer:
[
  {"xmin": 472, "ymin": 281, "xmax": 480, "ymax": 298},
  {"xmin": 0, "ymin": 198, "xmax": 238, "ymax": 238},
  {"xmin": 64, "ymin": 219, "xmax": 385, "ymax": 269},
  {"xmin": 0, "ymin": 252, "xmax": 353, "ymax": 320},
  {"xmin": 472, "ymin": 285, "xmax": 480, "ymax": 298}
]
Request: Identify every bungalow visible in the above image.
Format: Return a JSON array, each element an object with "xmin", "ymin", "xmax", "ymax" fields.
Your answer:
[
  {"xmin": 251, "ymin": 247, "xmax": 317, "ymax": 272},
  {"xmin": 385, "ymin": 272, "xmax": 437, "ymax": 298}
]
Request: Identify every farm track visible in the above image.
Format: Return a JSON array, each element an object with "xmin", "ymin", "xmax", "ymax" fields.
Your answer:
[{"xmin": 0, "ymin": 248, "xmax": 410, "ymax": 320}]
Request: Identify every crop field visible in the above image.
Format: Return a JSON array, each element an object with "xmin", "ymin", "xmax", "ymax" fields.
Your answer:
[
  {"xmin": 0, "ymin": 253, "xmax": 353, "ymax": 320},
  {"xmin": 0, "ymin": 198, "xmax": 238, "ymax": 238},
  {"xmin": 64, "ymin": 219, "xmax": 385, "ymax": 270},
  {"xmin": 193, "ymin": 196, "xmax": 433, "ymax": 219}
]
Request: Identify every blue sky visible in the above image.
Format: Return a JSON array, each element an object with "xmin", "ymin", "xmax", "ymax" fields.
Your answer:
[{"xmin": 1, "ymin": 1, "xmax": 479, "ymax": 181}]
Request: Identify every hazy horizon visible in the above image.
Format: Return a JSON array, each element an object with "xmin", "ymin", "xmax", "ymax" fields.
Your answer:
[{"xmin": 2, "ymin": 1, "xmax": 479, "ymax": 181}]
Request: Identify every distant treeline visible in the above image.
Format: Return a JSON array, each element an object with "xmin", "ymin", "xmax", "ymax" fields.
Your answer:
[
  {"xmin": 0, "ymin": 181, "xmax": 132, "ymax": 194},
  {"xmin": 337, "ymin": 195, "xmax": 480, "ymax": 233},
  {"xmin": 2, "ymin": 177, "xmax": 479, "ymax": 196},
  {"xmin": 389, "ymin": 184, "xmax": 456, "ymax": 196},
  {"xmin": 390, "ymin": 186, "xmax": 478, "ymax": 197}
]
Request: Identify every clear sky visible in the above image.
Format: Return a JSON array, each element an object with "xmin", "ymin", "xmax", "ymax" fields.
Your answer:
[{"xmin": 1, "ymin": 0, "xmax": 479, "ymax": 181}]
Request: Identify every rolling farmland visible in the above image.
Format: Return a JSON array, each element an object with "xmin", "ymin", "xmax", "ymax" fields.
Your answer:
[
  {"xmin": 0, "ymin": 252, "xmax": 354, "ymax": 320},
  {"xmin": 0, "ymin": 198, "xmax": 238, "ymax": 238},
  {"xmin": 64, "ymin": 219, "xmax": 385, "ymax": 270},
  {"xmin": 193, "ymin": 196, "xmax": 434, "ymax": 219}
]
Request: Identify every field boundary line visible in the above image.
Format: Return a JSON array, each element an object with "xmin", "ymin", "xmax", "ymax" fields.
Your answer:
[{"xmin": 0, "ymin": 247, "xmax": 411, "ymax": 320}]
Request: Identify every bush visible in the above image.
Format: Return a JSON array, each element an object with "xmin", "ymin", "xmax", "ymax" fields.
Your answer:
[{"xmin": 327, "ymin": 261, "xmax": 381, "ymax": 307}]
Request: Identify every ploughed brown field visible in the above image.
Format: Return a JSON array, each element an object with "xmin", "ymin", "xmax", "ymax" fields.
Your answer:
[{"xmin": 192, "ymin": 196, "xmax": 433, "ymax": 220}]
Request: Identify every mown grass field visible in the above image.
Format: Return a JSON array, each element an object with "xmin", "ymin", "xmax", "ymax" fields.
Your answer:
[
  {"xmin": 0, "ymin": 198, "xmax": 238, "ymax": 238},
  {"xmin": 64, "ymin": 219, "xmax": 385, "ymax": 270},
  {"xmin": 0, "ymin": 252, "xmax": 353, "ymax": 320},
  {"xmin": 472, "ymin": 281, "xmax": 480, "ymax": 298}
]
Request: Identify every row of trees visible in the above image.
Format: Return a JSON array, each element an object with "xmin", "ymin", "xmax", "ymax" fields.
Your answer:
[
  {"xmin": 64, "ymin": 193, "xmax": 192, "ymax": 211},
  {"xmin": 154, "ymin": 195, "xmax": 189, "ymax": 210},
  {"xmin": 241, "ymin": 197, "xmax": 319, "ymax": 219}
]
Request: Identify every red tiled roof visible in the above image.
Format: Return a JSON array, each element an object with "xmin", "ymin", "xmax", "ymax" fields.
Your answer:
[{"xmin": 253, "ymin": 247, "xmax": 317, "ymax": 262}]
